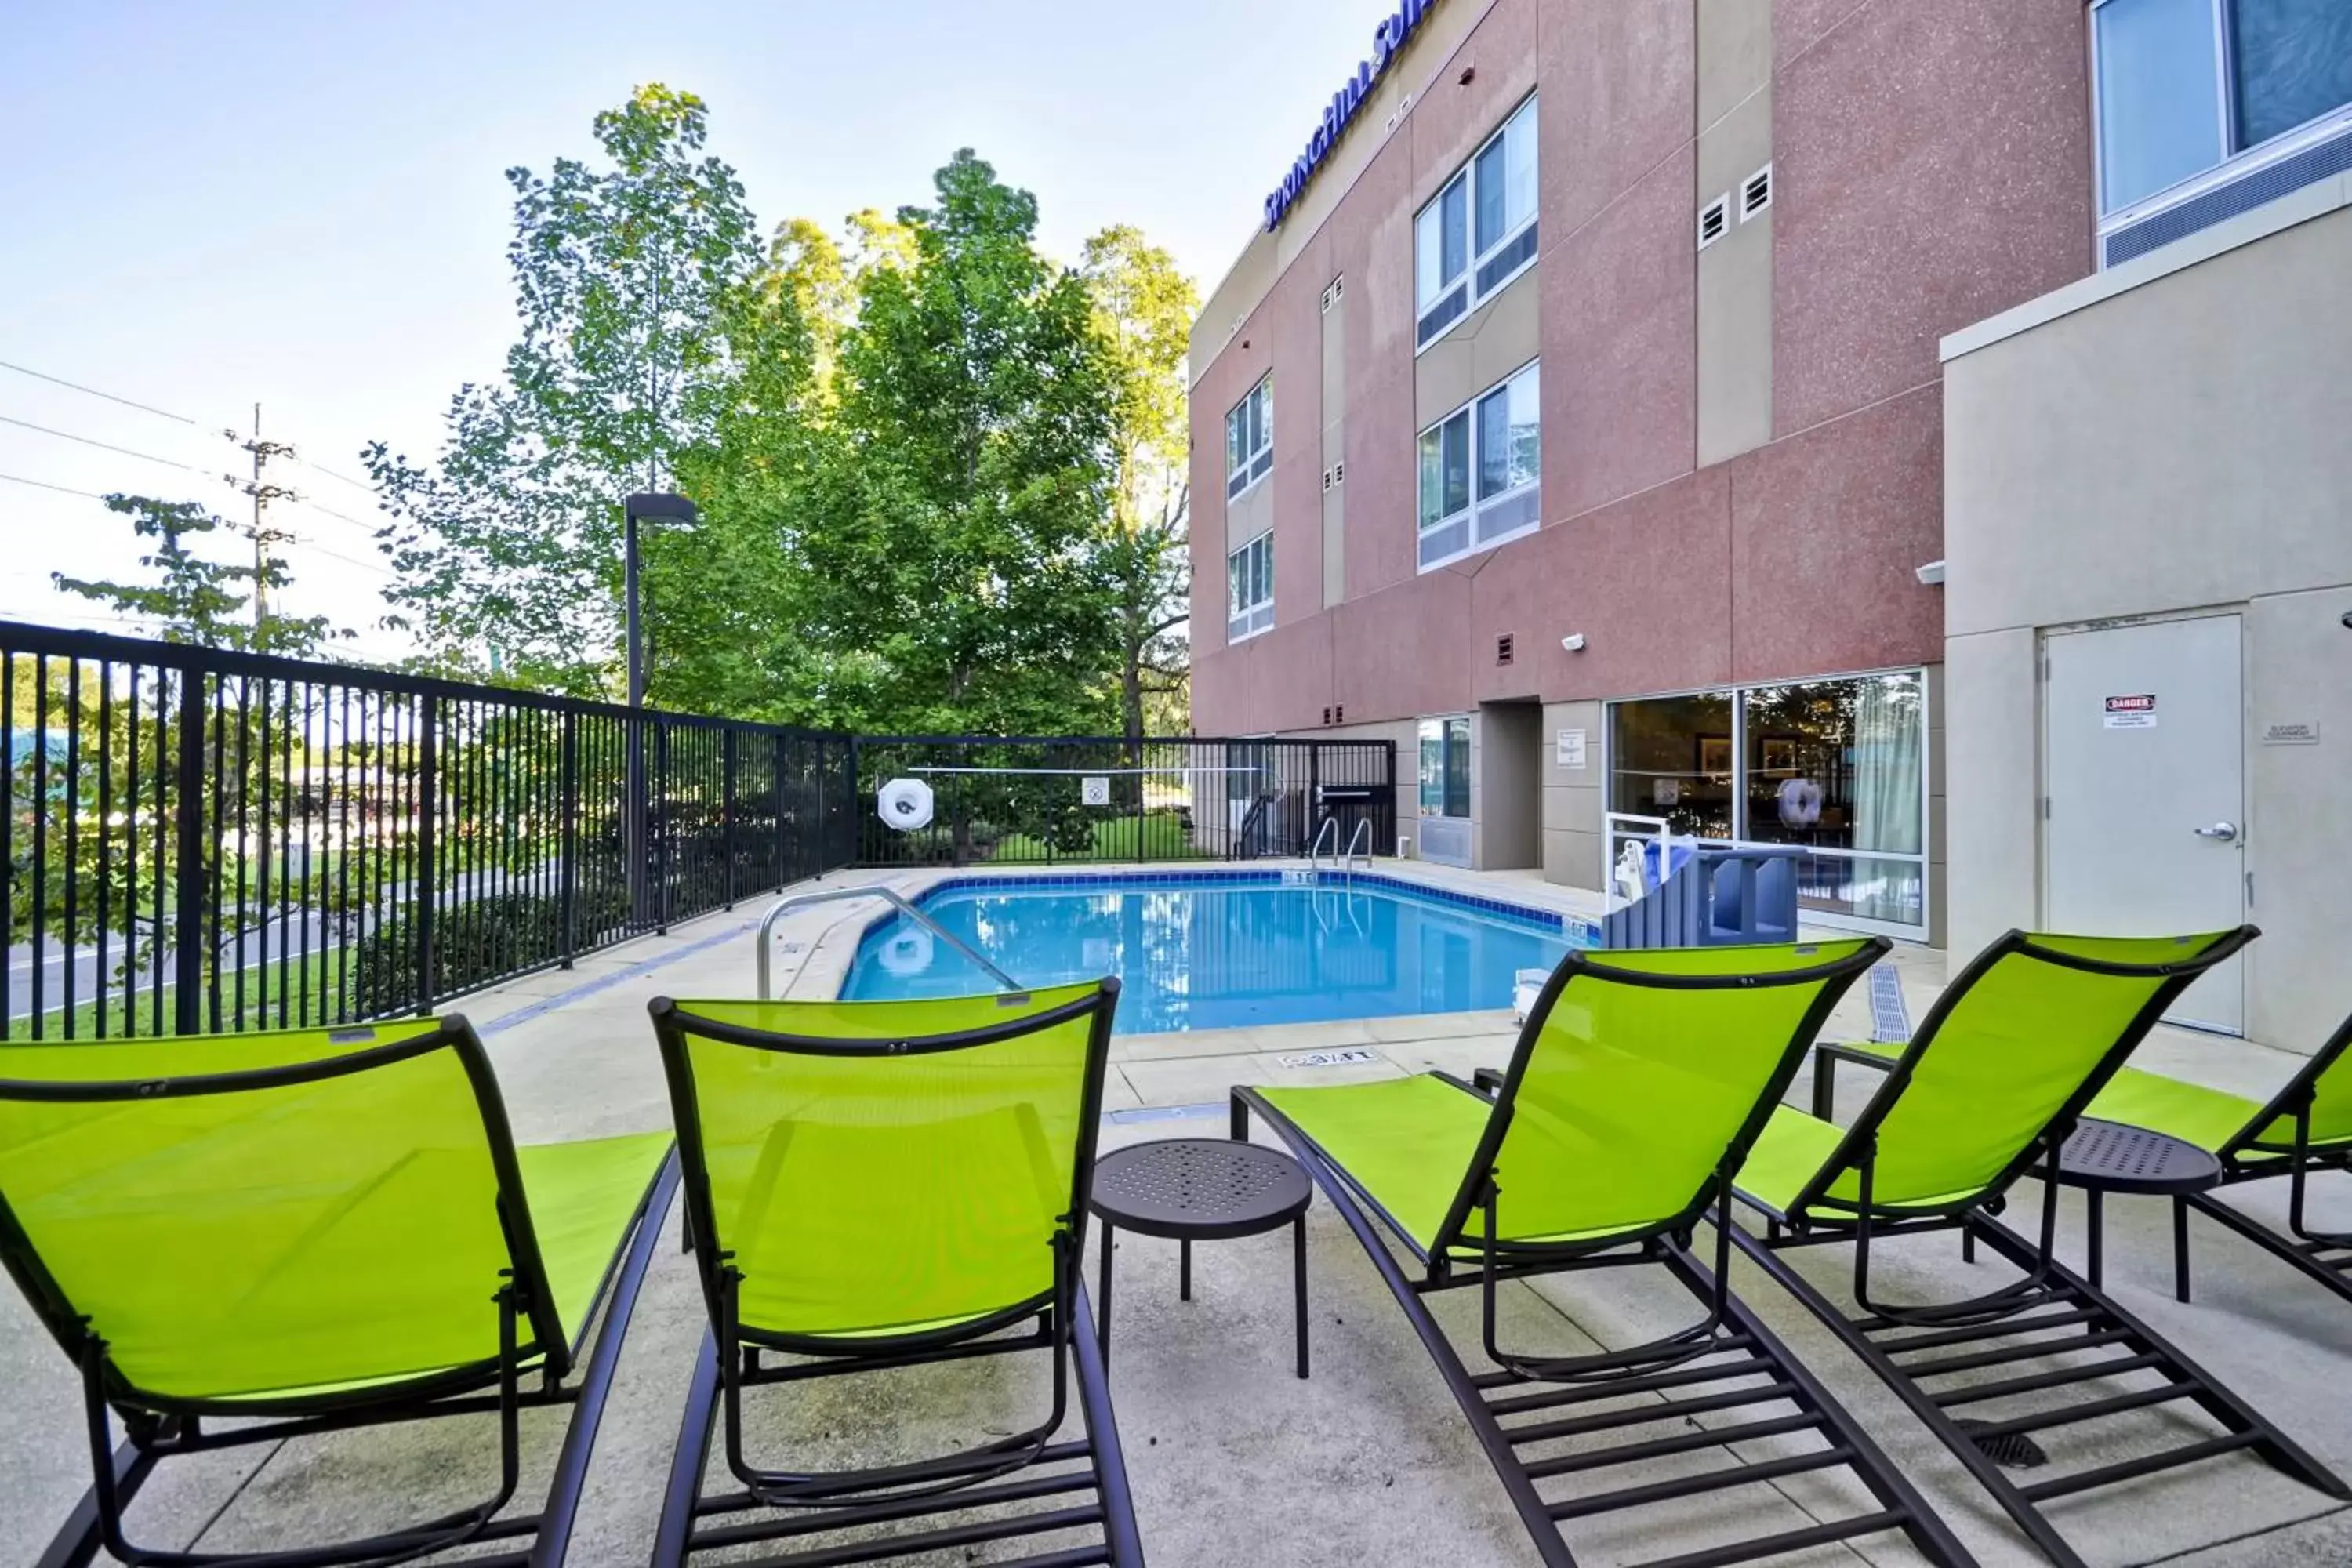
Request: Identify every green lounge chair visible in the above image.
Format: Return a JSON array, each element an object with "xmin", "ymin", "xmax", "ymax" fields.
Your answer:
[
  {"xmin": 1730, "ymin": 928, "xmax": 2346, "ymax": 1568},
  {"xmin": 2082, "ymin": 1006, "xmax": 2352, "ymax": 1305},
  {"xmin": 647, "ymin": 981, "xmax": 1143, "ymax": 1568},
  {"xmin": 1235, "ymin": 939, "xmax": 1980, "ymax": 1568},
  {"xmin": 0, "ymin": 1016, "xmax": 677, "ymax": 1568}
]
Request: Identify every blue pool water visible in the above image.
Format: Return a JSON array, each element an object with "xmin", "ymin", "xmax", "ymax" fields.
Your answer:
[{"xmin": 841, "ymin": 873, "xmax": 1590, "ymax": 1035}]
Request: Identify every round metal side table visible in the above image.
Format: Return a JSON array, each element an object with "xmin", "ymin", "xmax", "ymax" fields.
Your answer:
[{"xmin": 1089, "ymin": 1138, "xmax": 1314, "ymax": 1378}]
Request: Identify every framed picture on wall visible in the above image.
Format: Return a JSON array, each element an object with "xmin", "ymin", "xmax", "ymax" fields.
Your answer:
[
  {"xmin": 1761, "ymin": 738, "xmax": 1798, "ymax": 776},
  {"xmin": 1697, "ymin": 737, "xmax": 1733, "ymax": 779}
]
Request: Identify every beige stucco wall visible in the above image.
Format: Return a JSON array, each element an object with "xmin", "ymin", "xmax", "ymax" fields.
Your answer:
[
  {"xmin": 1472, "ymin": 702, "xmax": 1542, "ymax": 870},
  {"xmin": 1415, "ymin": 263, "xmax": 1541, "ymax": 429},
  {"xmin": 1540, "ymin": 699, "xmax": 1606, "ymax": 890},
  {"xmin": 1943, "ymin": 194, "xmax": 2352, "ymax": 1049},
  {"xmin": 1695, "ymin": 0, "xmax": 1773, "ymax": 466}
]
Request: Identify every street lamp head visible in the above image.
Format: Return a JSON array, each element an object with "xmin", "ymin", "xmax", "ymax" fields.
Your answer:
[{"xmin": 625, "ymin": 492, "xmax": 699, "ymax": 525}]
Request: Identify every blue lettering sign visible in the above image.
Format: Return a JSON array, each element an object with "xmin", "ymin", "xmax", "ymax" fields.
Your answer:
[{"xmin": 1263, "ymin": 0, "xmax": 1441, "ymax": 231}]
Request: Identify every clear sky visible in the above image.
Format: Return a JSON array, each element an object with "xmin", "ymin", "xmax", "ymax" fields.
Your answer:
[{"xmin": 0, "ymin": 0, "xmax": 1379, "ymax": 659}]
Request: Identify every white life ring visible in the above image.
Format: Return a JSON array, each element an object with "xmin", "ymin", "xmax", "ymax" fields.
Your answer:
[
  {"xmin": 877, "ymin": 777, "xmax": 935, "ymax": 832},
  {"xmin": 877, "ymin": 924, "xmax": 935, "ymax": 978}
]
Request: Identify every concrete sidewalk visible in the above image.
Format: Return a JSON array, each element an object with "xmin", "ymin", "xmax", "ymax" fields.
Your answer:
[{"xmin": 2, "ymin": 867, "xmax": 2347, "ymax": 1566}]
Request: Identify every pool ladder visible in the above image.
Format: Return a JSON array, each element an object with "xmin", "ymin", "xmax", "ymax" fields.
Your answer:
[
  {"xmin": 754, "ymin": 884, "xmax": 1022, "ymax": 999},
  {"xmin": 1308, "ymin": 816, "xmax": 1376, "ymax": 886}
]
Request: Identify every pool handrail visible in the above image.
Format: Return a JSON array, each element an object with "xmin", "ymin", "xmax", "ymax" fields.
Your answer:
[
  {"xmin": 1308, "ymin": 815, "xmax": 1341, "ymax": 878},
  {"xmin": 754, "ymin": 884, "xmax": 1022, "ymax": 1000},
  {"xmin": 1344, "ymin": 818, "xmax": 1373, "ymax": 882}
]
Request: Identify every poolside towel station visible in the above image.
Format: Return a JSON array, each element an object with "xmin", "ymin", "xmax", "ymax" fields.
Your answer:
[{"xmin": 1602, "ymin": 842, "xmax": 1804, "ymax": 949}]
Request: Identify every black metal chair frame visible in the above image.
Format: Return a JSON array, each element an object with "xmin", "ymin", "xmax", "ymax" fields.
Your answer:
[
  {"xmin": 2171, "ymin": 1009, "xmax": 2352, "ymax": 1305},
  {"xmin": 648, "ymin": 985, "xmax": 1145, "ymax": 1568},
  {"xmin": 0, "ymin": 1018, "xmax": 681, "ymax": 1568},
  {"xmin": 1236, "ymin": 944, "xmax": 1978, "ymax": 1568},
  {"xmin": 1733, "ymin": 929, "xmax": 2347, "ymax": 1568}
]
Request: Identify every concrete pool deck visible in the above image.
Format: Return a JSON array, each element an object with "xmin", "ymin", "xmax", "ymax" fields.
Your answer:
[{"xmin": 2, "ymin": 862, "xmax": 2347, "ymax": 1566}]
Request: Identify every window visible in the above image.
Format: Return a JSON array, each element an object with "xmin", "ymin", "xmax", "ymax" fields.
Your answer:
[
  {"xmin": 1225, "ymin": 375, "xmax": 1274, "ymax": 500},
  {"xmin": 1417, "ymin": 717, "xmax": 1472, "ymax": 820},
  {"xmin": 1606, "ymin": 671, "xmax": 1929, "ymax": 933},
  {"xmin": 1414, "ymin": 96, "xmax": 1539, "ymax": 350},
  {"xmin": 2095, "ymin": 0, "xmax": 2352, "ymax": 216},
  {"xmin": 1417, "ymin": 360, "xmax": 1541, "ymax": 571},
  {"xmin": 1226, "ymin": 531, "xmax": 1273, "ymax": 643}
]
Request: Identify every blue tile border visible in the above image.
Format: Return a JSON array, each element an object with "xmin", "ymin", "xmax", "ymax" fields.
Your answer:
[{"xmin": 840, "ymin": 866, "xmax": 1602, "ymax": 968}]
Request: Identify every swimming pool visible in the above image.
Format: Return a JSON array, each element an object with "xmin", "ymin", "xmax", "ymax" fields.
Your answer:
[{"xmin": 840, "ymin": 873, "xmax": 1596, "ymax": 1034}]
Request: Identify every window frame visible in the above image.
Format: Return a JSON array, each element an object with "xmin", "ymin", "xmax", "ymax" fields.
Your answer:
[
  {"xmin": 1225, "ymin": 529, "xmax": 1275, "ymax": 644},
  {"xmin": 1416, "ymin": 358, "xmax": 1541, "ymax": 574},
  {"xmin": 1225, "ymin": 374, "xmax": 1275, "ymax": 502},
  {"xmin": 1600, "ymin": 666, "xmax": 1933, "ymax": 940},
  {"xmin": 1414, "ymin": 94, "xmax": 1541, "ymax": 355},
  {"xmin": 2091, "ymin": 0, "xmax": 2352, "ymax": 243}
]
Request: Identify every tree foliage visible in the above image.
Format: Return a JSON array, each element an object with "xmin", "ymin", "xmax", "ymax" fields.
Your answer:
[
  {"xmin": 1081, "ymin": 227, "xmax": 1197, "ymax": 742},
  {"xmin": 365, "ymin": 85, "xmax": 810, "ymax": 695},
  {"xmin": 365, "ymin": 89, "xmax": 1201, "ymax": 738},
  {"xmin": 53, "ymin": 494, "xmax": 347, "ymax": 655},
  {"xmin": 771, "ymin": 151, "xmax": 1123, "ymax": 735}
]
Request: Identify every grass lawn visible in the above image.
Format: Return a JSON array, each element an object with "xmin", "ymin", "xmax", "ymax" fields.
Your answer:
[
  {"xmin": 989, "ymin": 813, "xmax": 1211, "ymax": 864},
  {"xmin": 8, "ymin": 946, "xmax": 358, "ymax": 1043}
]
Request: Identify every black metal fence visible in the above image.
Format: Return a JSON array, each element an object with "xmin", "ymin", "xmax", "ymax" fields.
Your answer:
[
  {"xmin": 1, "ymin": 620, "xmax": 855, "ymax": 1041},
  {"xmin": 852, "ymin": 735, "xmax": 1396, "ymax": 869}
]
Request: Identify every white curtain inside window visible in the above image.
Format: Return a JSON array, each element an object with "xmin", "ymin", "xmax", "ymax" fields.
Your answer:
[{"xmin": 1851, "ymin": 677, "xmax": 1924, "ymax": 921}]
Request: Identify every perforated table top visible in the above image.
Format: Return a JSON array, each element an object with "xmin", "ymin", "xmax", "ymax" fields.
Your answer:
[
  {"xmin": 1090, "ymin": 1138, "xmax": 1313, "ymax": 1242},
  {"xmin": 2055, "ymin": 1119, "xmax": 2224, "ymax": 1196}
]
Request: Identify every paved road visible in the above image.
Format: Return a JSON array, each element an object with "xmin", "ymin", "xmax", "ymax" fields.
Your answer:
[{"xmin": 3, "ymin": 863, "xmax": 573, "ymax": 1022}]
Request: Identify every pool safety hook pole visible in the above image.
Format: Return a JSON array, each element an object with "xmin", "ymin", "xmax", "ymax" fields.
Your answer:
[{"xmin": 754, "ymin": 885, "xmax": 1023, "ymax": 999}]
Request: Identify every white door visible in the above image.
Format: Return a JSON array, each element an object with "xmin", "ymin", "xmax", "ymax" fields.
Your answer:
[{"xmin": 2045, "ymin": 615, "xmax": 2246, "ymax": 1033}]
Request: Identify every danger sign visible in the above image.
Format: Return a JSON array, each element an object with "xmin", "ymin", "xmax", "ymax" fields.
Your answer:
[
  {"xmin": 2104, "ymin": 695, "xmax": 2156, "ymax": 714},
  {"xmin": 2104, "ymin": 694, "xmax": 2157, "ymax": 731}
]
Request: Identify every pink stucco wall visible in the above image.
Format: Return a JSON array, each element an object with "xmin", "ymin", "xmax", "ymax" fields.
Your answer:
[{"xmin": 1188, "ymin": 0, "xmax": 2093, "ymax": 735}]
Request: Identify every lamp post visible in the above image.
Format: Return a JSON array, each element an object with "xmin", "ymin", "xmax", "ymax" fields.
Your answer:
[{"xmin": 623, "ymin": 492, "xmax": 698, "ymax": 925}]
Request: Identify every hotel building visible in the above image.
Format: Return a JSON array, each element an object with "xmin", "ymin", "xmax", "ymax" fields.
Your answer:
[{"xmin": 1188, "ymin": 0, "xmax": 2352, "ymax": 1029}]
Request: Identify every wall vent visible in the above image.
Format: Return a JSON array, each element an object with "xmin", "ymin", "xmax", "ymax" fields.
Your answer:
[
  {"xmin": 1697, "ymin": 194, "xmax": 1730, "ymax": 251},
  {"xmin": 1740, "ymin": 164, "xmax": 1773, "ymax": 220},
  {"xmin": 1496, "ymin": 633, "xmax": 1515, "ymax": 666},
  {"xmin": 1321, "ymin": 274, "xmax": 1346, "ymax": 312},
  {"xmin": 1334, "ymin": 705, "xmax": 1345, "ymax": 724},
  {"xmin": 1331, "ymin": 460, "xmax": 1344, "ymax": 486}
]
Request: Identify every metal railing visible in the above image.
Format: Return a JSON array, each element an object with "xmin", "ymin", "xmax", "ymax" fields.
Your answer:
[
  {"xmin": 1308, "ymin": 815, "xmax": 1341, "ymax": 877},
  {"xmin": 2, "ymin": 619, "xmax": 855, "ymax": 1040},
  {"xmin": 753, "ymin": 884, "xmax": 1018, "ymax": 999},
  {"xmin": 851, "ymin": 735, "xmax": 1395, "ymax": 869}
]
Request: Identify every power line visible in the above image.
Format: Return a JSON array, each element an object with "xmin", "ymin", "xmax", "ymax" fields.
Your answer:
[
  {"xmin": 0, "ymin": 470, "xmax": 110, "ymax": 499},
  {"xmin": 290, "ymin": 453, "xmax": 377, "ymax": 493},
  {"xmin": 0, "ymin": 358, "xmax": 199, "ymax": 426},
  {"xmin": 0, "ymin": 413, "xmax": 219, "ymax": 476}
]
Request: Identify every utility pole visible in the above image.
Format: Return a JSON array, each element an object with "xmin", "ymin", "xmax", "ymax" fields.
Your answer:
[{"xmin": 230, "ymin": 403, "xmax": 297, "ymax": 631}]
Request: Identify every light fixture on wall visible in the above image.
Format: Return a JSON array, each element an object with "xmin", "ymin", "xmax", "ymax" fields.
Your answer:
[
  {"xmin": 1915, "ymin": 560, "xmax": 1947, "ymax": 586},
  {"xmin": 1560, "ymin": 633, "xmax": 1587, "ymax": 653}
]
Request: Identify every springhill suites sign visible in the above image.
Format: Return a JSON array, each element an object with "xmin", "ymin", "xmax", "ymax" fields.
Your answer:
[{"xmin": 1262, "ymin": 0, "xmax": 1442, "ymax": 232}]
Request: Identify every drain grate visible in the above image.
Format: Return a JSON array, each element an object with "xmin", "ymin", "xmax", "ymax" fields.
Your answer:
[{"xmin": 1956, "ymin": 1418, "xmax": 2049, "ymax": 1470}]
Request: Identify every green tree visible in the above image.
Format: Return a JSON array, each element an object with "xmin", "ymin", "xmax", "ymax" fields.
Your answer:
[
  {"xmin": 775, "ymin": 151, "xmax": 1123, "ymax": 737},
  {"xmin": 1080, "ymin": 227, "xmax": 1197, "ymax": 743},
  {"xmin": 364, "ymin": 85, "xmax": 811, "ymax": 696},
  {"xmin": 52, "ymin": 494, "xmax": 345, "ymax": 655}
]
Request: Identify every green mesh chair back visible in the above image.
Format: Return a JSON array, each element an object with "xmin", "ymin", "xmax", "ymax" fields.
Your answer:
[
  {"xmin": 1438, "ymin": 939, "xmax": 1885, "ymax": 1254},
  {"xmin": 2233, "ymin": 1009, "xmax": 2352, "ymax": 1160},
  {"xmin": 1797, "ymin": 929, "xmax": 2256, "ymax": 1217},
  {"xmin": 652, "ymin": 982, "xmax": 1117, "ymax": 1345},
  {"xmin": 0, "ymin": 1018, "xmax": 561, "ymax": 1407}
]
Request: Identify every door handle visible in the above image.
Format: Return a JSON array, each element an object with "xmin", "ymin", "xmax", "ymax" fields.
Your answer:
[{"xmin": 2193, "ymin": 822, "xmax": 2240, "ymax": 842}]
